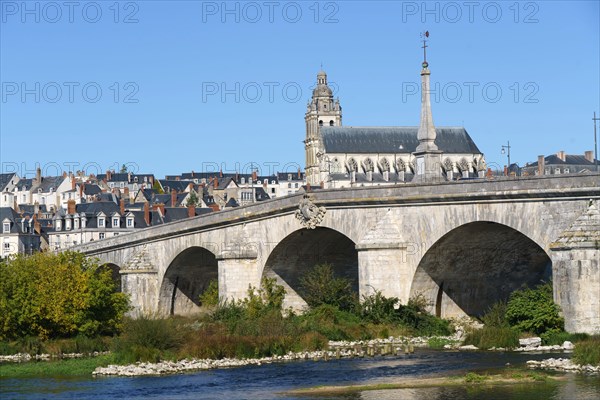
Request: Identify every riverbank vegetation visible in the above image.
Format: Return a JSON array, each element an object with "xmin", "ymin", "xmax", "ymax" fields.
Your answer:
[
  {"xmin": 463, "ymin": 281, "xmax": 596, "ymax": 360},
  {"xmin": 111, "ymin": 265, "xmax": 452, "ymax": 363}
]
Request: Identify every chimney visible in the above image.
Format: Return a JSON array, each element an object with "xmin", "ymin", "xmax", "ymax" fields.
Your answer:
[
  {"xmin": 33, "ymin": 214, "xmax": 41, "ymax": 235},
  {"xmin": 157, "ymin": 203, "xmax": 165, "ymax": 216},
  {"xmin": 187, "ymin": 205, "xmax": 195, "ymax": 218},
  {"xmin": 252, "ymin": 171, "xmax": 257, "ymax": 182},
  {"xmin": 71, "ymin": 173, "xmax": 76, "ymax": 190},
  {"xmin": 503, "ymin": 165, "xmax": 508, "ymax": 176},
  {"xmin": 62, "ymin": 171, "xmax": 67, "ymax": 178},
  {"xmin": 486, "ymin": 168, "xmax": 493, "ymax": 179},
  {"xmin": 144, "ymin": 202, "xmax": 150, "ymax": 225},
  {"xmin": 213, "ymin": 177, "xmax": 218, "ymax": 189},
  {"xmin": 120, "ymin": 198, "xmax": 125, "ymax": 215},
  {"xmin": 67, "ymin": 199, "xmax": 76, "ymax": 215},
  {"xmin": 175, "ymin": 176, "xmax": 180, "ymax": 181},
  {"xmin": 106, "ymin": 170, "xmax": 112, "ymax": 181},
  {"xmin": 34, "ymin": 201, "xmax": 39, "ymax": 215},
  {"xmin": 124, "ymin": 187, "xmax": 130, "ymax": 198},
  {"xmin": 171, "ymin": 189, "xmax": 177, "ymax": 206},
  {"xmin": 297, "ymin": 168, "xmax": 301, "ymax": 179},
  {"xmin": 263, "ymin": 180, "xmax": 267, "ymax": 188},
  {"xmin": 584, "ymin": 151, "xmax": 594, "ymax": 162},
  {"xmin": 219, "ymin": 169, "xmax": 223, "ymax": 178},
  {"xmin": 79, "ymin": 183, "xmax": 84, "ymax": 198},
  {"xmin": 36, "ymin": 167, "xmax": 41, "ymax": 183},
  {"xmin": 556, "ymin": 150, "xmax": 566, "ymax": 162},
  {"xmin": 538, "ymin": 155, "xmax": 545, "ymax": 175}
]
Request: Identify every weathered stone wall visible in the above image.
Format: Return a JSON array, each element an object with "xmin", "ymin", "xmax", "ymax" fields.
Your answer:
[{"xmin": 75, "ymin": 175, "xmax": 600, "ymax": 329}]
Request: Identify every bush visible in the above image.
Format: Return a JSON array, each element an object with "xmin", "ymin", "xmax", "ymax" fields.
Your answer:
[
  {"xmin": 505, "ymin": 282, "xmax": 563, "ymax": 335},
  {"xmin": 541, "ymin": 331, "xmax": 589, "ymax": 346},
  {"xmin": 199, "ymin": 279, "xmax": 219, "ymax": 307},
  {"xmin": 112, "ymin": 316, "xmax": 184, "ymax": 363},
  {"xmin": 572, "ymin": 336, "xmax": 600, "ymax": 366},
  {"xmin": 0, "ymin": 252, "xmax": 129, "ymax": 340},
  {"xmin": 299, "ymin": 264, "xmax": 358, "ymax": 312},
  {"xmin": 481, "ymin": 301, "xmax": 509, "ymax": 328},
  {"xmin": 463, "ymin": 326, "xmax": 520, "ymax": 349}
]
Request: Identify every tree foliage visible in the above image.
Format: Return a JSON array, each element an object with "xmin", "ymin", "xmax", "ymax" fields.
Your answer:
[
  {"xmin": 185, "ymin": 190, "xmax": 199, "ymax": 207},
  {"xmin": 505, "ymin": 281, "xmax": 564, "ymax": 335},
  {"xmin": 299, "ymin": 263, "xmax": 358, "ymax": 312},
  {"xmin": 0, "ymin": 252, "xmax": 129, "ymax": 340}
]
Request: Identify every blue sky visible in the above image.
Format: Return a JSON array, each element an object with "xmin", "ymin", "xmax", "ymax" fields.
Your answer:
[{"xmin": 1, "ymin": 0, "xmax": 599, "ymax": 178}]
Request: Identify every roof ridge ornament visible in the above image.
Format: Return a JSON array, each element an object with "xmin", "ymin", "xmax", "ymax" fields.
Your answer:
[{"xmin": 295, "ymin": 194, "xmax": 326, "ymax": 229}]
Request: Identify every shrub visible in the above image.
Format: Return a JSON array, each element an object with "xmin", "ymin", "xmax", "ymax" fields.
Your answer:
[
  {"xmin": 112, "ymin": 316, "xmax": 184, "ymax": 363},
  {"xmin": 299, "ymin": 264, "xmax": 358, "ymax": 312},
  {"xmin": 481, "ymin": 301, "xmax": 509, "ymax": 328},
  {"xmin": 199, "ymin": 279, "xmax": 219, "ymax": 307},
  {"xmin": 360, "ymin": 291, "xmax": 400, "ymax": 324},
  {"xmin": 505, "ymin": 282, "xmax": 564, "ymax": 335},
  {"xmin": 541, "ymin": 331, "xmax": 589, "ymax": 346},
  {"xmin": 463, "ymin": 326, "xmax": 519, "ymax": 349},
  {"xmin": 572, "ymin": 336, "xmax": 600, "ymax": 366}
]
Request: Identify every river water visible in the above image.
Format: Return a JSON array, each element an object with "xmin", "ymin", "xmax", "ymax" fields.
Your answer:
[{"xmin": 2, "ymin": 350, "xmax": 599, "ymax": 399}]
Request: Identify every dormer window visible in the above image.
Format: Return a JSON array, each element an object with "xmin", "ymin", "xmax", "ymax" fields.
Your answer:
[
  {"xmin": 134, "ymin": 177, "xmax": 138, "ymax": 183},
  {"xmin": 38, "ymin": 188, "xmax": 42, "ymax": 194},
  {"xmin": 98, "ymin": 217, "xmax": 105, "ymax": 228},
  {"xmin": 55, "ymin": 219, "xmax": 62, "ymax": 231},
  {"xmin": 109, "ymin": 183, "xmax": 114, "ymax": 188},
  {"xmin": 126, "ymin": 217, "xmax": 134, "ymax": 227},
  {"xmin": 3, "ymin": 222, "xmax": 10, "ymax": 233},
  {"xmin": 112, "ymin": 217, "xmax": 120, "ymax": 228},
  {"xmin": 65, "ymin": 218, "xmax": 71, "ymax": 230},
  {"xmin": 287, "ymin": 174, "xmax": 292, "ymax": 181},
  {"xmin": 74, "ymin": 218, "xmax": 79, "ymax": 229},
  {"xmin": 120, "ymin": 182, "xmax": 125, "ymax": 188}
]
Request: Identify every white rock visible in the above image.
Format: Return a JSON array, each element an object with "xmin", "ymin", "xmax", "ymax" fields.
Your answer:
[
  {"xmin": 519, "ymin": 337, "xmax": 542, "ymax": 347},
  {"xmin": 562, "ymin": 341, "xmax": 574, "ymax": 350}
]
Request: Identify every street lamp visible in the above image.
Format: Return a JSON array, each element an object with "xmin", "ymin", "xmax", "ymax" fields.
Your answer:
[{"xmin": 501, "ymin": 141, "xmax": 511, "ymax": 173}]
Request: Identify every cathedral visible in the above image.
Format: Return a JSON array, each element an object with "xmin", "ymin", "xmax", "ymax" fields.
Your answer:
[{"xmin": 304, "ymin": 60, "xmax": 486, "ymax": 187}]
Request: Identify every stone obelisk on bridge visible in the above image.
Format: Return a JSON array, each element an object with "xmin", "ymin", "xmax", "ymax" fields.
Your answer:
[{"xmin": 412, "ymin": 31, "xmax": 444, "ymax": 183}]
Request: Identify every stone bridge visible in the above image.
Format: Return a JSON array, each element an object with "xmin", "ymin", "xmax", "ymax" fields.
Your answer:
[{"xmin": 74, "ymin": 175, "xmax": 600, "ymax": 334}]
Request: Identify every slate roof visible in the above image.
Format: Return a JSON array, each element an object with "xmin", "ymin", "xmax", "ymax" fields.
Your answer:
[
  {"xmin": 82, "ymin": 184, "xmax": 102, "ymax": 195},
  {"xmin": 0, "ymin": 207, "xmax": 21, "ymax": 233},
  {"xmin": 528, "ymin": 154, "xmax": 597, "ymax": 167},
  {"xmin": 159, "ymin": 180, "xmax": 194, "ymax": 193},
  {"xmin": 0, "ymin": 173, "xmax": 17, "ymax": 192},
  {"xmin": 320, "ymin": 126, "xmax": 481, "ymax": 154},
  {"xmin": 37, "ymin": 176, "xmax": 65, "ymax": 192},
  {"xmin": 16, "ymin": 178, "xmax": 34, "ymax": 191}
]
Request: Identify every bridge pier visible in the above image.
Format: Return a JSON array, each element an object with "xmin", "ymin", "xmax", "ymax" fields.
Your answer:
[
  {"xmin": 217, "ymin": 249, "xmax": 261, "ymax": 302},
  {"xmin": 356, "ymin": 243, "xmax": 412, "ymax": 302},
  {"xmin": 121, "ymin": 270, "xmax": 159, "ymax": 317},
  {"xmin": 551, "ymin": 201, "xmax": 600, "ymax": 334}
]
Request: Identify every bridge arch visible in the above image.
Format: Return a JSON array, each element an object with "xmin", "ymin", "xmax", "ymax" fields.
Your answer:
[
  {"xmin": 101, "ymin": 262, "xmax": 122, "ymax": 292},
  {"xmin": 409, "ymin": 221, "xmax": 551, "ymax": 319},
  {"xmin": 262, "ymin": 227, "xmax": 359, "ymax": 311},
  {"xmin": 158, "ymin": 246, "xmax": 218, "ymax": 316}
]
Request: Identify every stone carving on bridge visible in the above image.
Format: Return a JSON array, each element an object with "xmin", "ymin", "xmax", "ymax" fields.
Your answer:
[{"xmin": 295, "ymin": 195, "xmax": 326, "ymax": 229}]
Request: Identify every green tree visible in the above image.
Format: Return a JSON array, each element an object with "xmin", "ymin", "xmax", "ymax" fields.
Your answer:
[
  {"xmin": 299, "ymin": 264, "xmax": 357, "ymax": 312},
  {"xmin": 120, "ymin": 164, "xmax": 128, "ymax": 173},
  {"xmin": 185, "ymin": 190, "xmax": 199, "ymax": 207},
  {"xmin": 505, "ymin": 281, "xmax": 564, "ymax": 335},
  {"xmin": 152, "ymin": 179, "xmax": 164, "ymax": 194},
  {"xmin": 0, "ymin": 252, "xmax": 129, "ymax": 340}
]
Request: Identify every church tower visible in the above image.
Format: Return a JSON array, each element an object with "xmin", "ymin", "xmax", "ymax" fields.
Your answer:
[{"xmin": 305, "ymin": 70, "xmax": 342, "ymax": 186}]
